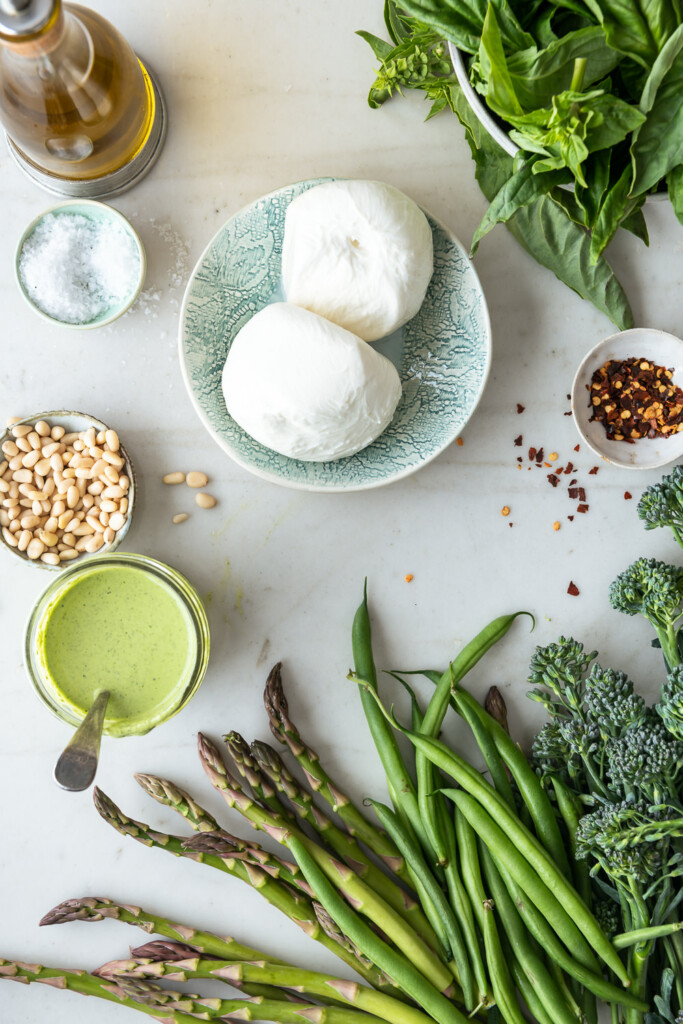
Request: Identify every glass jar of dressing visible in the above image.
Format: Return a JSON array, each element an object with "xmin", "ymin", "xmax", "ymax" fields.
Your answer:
[{"xmin": 25, "ymin": 553, "xmax": 210, "ymax": 736}]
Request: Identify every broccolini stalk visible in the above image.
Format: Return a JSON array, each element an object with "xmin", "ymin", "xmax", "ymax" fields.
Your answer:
[
  {"xmin": 637, "ymin": 466, "xmax": 683, "ymax": 550},
  {"xmin": 609, "ymin": 558, "xmax": 683, "ymax": 670}
]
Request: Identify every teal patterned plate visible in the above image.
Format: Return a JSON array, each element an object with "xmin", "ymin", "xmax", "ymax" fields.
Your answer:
[{"xmin": 179, "ymin": 179, "xmax": 491, "ymax": 492}]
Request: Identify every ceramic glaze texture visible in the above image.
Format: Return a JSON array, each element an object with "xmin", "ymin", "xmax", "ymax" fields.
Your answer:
[{"xmin": 180, "ymin": 178, "xmax": 491, "ymax": 491}]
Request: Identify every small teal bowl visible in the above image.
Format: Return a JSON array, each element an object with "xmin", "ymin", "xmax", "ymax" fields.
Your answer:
[{"xmin": 15, "ymin": 199, "xmax": 146, "ymax": 329}]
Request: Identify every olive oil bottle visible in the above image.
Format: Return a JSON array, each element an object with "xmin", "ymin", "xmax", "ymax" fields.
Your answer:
[{"xmin": 0, "ymin": 0, "xmax": 166, "ymax": 196}]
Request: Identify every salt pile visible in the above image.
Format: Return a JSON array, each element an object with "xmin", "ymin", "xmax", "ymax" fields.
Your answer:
[{"xmin": 18, "ymin": 211, "xmax": 141, "ymax": 324}]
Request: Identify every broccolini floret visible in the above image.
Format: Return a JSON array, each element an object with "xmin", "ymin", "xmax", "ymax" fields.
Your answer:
[
  {"xmin": 576, "ymin": 800, "xmax": 671, "ymax": 893},
  {"xmin": 528, "ymin": 636, "xmax": 597, "ymax": 716},
  {"xmin": 605, "ymin": 714, "xmax": 683, "ymax": 802},
  {"xmin": 583, "ymin": 665, "xmax": 647, "ymax": 737},
  {"xmin": 532, "ymin": 720, "xmax": 582, "ymax": 784},
  {"xmin": 637, "ymin": 464, "xmax": 683, "ymax": 550},
  {"xmin": 658, "ymin": 665, "xmax": 683, "ymax": 742},
  {"xmin": 609, "ymin": 557, "xmax": 683, "ymax": 669}
]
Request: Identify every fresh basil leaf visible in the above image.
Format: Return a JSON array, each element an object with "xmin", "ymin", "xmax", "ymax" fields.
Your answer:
[
  {"xmin": 471, "ymin": 159, "xmax": 571, "ymax": 253},
  {"xmin": 584, "ymin": 92, "xmax": 646, "ymax": 149},
  {"xmin": 478, "ymin": 4, "xmax": 525, "ymax": 118},
  {"xmin": 575, "ymin": 148, "xmax": 611, "ymax": 224},
  {"xmin": 384, "ymin": 0, "xmax": 412, "ymax": 43},
  {"xmin": 357, "ymin": 30, "xmax": 395, "ymax": 62},
  {"xmin": 505, "ymin": 27, "xmax": 621, "ymax": 109},
  {"xmin": 589, "ymin": 162, "xmax": 631, "ymax": 261},
  {"xmin": 620, "ymin": 201, "xmax": 649, "ymax": 244},
  {"xmin": 551, "ymin": 183, "xmax": 591, "ymax": 225},
  {"xmin": 587, "ymin": 0, "xmax": 680, "ymax": 68},
  {"xmin": 448, "ymin": 84, "xmax": 634, "ymax": 328},
  {"xmin": 395, "ymin": 0, "xmax": 534, "ymax": 54},
  {"xmin": 667, "ymin": 164, "xmax": 683, "ymax": 223},
  {"xmin": 631, "ymin": 25, "xmax": 683, "ymax": 194}
]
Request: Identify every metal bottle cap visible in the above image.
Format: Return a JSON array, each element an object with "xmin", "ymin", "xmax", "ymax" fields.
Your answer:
[{"xmin": 0, "ymin": 0, "xmax": 55, "ymax": 38}]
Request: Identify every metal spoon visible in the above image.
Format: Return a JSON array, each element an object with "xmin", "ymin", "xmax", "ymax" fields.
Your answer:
[{"xmin": 53, "ymin": 689, "xmax": 110, "ymax": 791}]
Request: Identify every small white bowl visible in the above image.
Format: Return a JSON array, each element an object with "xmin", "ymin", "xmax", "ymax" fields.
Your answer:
[
  {"xmin": 15, "ymin": 199, "xmax": 146, "ymax": 329},
  {"xmin": 572, "ymin": 328, "xmax": 683, "ymax": 470},
  {"xmin": 0, "ymin": 411, "xmax": 135, "ymax": 570}
]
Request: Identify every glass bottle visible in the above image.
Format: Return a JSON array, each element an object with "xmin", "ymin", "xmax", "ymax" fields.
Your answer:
[{"xmin": 0, "ymin": 0, "xmax": 166, "ymax": 197}]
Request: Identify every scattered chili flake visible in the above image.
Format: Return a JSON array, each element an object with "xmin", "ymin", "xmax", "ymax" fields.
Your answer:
[
  {"xmin": 589, "ymin": 466, "xmax": 599, "ymax": 474},
  {"xmin": 543, "ymin": 461, "xmax": 551, "ymax": 468},
  {"xmin": 564, "ymin": 462, "xmax": 574, "ymax": 474},
  {"xmin": 516, "ymin": 456, "xmax": 523, "ymax": 463},
  {"xmin": 553, "ymin": 521, "xmax": 561, "ymax": 531},
  {"xmin": 514, "ymin": 435, "xmax": 523, "ymax": 446},
  {"xmin": 589, "ymin": 356, "xmax": 683, "ymax": 441},
  {"xmin": 547, "ymin": 474, "xmax": 559, "ymax": 487},
  {"xmin": 528, "ymin": 447, "xmax": 537, "ymax": 460},
  {"xmin": 578, "ymin": 487, "xmax": 586, "ymax": 502},
  {"xmin": 535, "ymin": 448, "xmax": 545, "ymax": 462},
  {"xmin": 509, "ymin": 522, "xmax": 514, "ymax": 527},
  {"xmin": 548, "ymin": 452, "xmax": 558, "ymax": 461},
  {"xmin": 516, "ymin": 403, "xmax": 525, "ymax": 414},
  {"xmin": 566, "ymin": 394, "xmax": 571, "ymax": 401},
  {"xmin": 501, "ymin": 506, "xmax": 511, "ymax": 516},
  {"xmin": 568, "ymin": 487, "xmax": 578, "ymax": 499},
  {"xmin": 574, "ymin": 444, "xmax": 580, "ymax": 452},
  {"xmin": 568, "ymin": 515, "xmax": 575, "ymax": 521},
  {"xmin": 624, "ymin": 491, "xmax": 633, "ymax": 500},
  {"xmin": 567, "ymin": 581, "xmax": 580, "ymax": 596},
  {"xmin": 577, "ymin": 503, "xmax": 589, "ymax": 514},
  {"xmin": 404, "ymin": 574, "xmax": 414, "ymax": 583},
  {"xmin": 456, "ymin": 437, "xmax": 464, "ymax": 446}
]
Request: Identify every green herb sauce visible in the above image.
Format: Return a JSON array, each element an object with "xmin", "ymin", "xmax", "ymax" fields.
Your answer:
[{"xmin": 38, "ymin": 564, "xmax": 197, "ymax": 734}]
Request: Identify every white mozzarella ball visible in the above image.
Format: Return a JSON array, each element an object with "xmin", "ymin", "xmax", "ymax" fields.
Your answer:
[
  {"xmin": 222, "ymin": 303, "xmax": 402, "ymax": 462},
  {"xmin": 282, "ymin": 180, "xmax": 433, "ymax": 342}
]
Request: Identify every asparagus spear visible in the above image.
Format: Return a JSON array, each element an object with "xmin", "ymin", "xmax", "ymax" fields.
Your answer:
[
  {"xmin": 97, "ymin": 945, "xmax": 435, "ymax": 1024},
  {"xmin": 198, "ymin": 733, "xmax": 455, "ymax": 996},
  {"xmin": 92, "ymin": 787, "xmax": 389, "ymax": 989},
  {"xmin": 225, "ymin": 732, "xmax": 299, "ymax": 823},
  {"xmin": 183, "ymin": 830, "xmax": 314, "ymax": 896},
  {"xmin": 264, "ymin": 663, "xmax": 410, "ymax": 882}
]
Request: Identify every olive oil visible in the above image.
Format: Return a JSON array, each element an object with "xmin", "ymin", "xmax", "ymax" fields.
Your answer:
[{"xmin": 0, "ymin": 0, "xmax": 166, "ymax": 196}]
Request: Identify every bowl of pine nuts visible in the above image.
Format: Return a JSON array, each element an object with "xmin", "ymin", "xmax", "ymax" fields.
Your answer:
[{"xmin": 0, "ymin": 412, "xmax": 135, "ymax": 570}]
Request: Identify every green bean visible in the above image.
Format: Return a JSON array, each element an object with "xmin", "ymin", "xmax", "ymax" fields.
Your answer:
[
  {"xmin": 551, "ymin": 777, "xmax": 591, "ymax": 903},
  {"xmin": 479, "ymin": 843, "xmax": 579, "ymax": 1024},
  {"xmin": 507, "ymin": 952, "xmax": 556, "ymax": 1024},
  {"xmin": 614, "ymin": 921, "xmax": 683, "ymax": 949},
  {"xmin": 369, "ymin": 799, "xmax": 474, "ymax": 1009},
  {"xmin": 286, "ymin": 834, "xmax": 470, "ymax": 1024},
  {"xmin": 491, "ymin": 856, "xmax": 648, "ymax": 1012},
  {"xmin": 453, "ymin": 807, "xmax": 525, "ymax": 1024},
  {"xmin": 367, "ymin": 707, "xmax": 628, "ymax": 985},
  {"xmin": 450, "ymin": 691, "xmax": 515, "ymax": 809},
  {"xmin": 352, "ymin": 585, "xmax": 436, "ymax": 863}
]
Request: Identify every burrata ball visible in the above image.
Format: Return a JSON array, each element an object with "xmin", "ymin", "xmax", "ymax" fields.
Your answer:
[
  {"xmin": 281, "ymin": 180, "xmax": 433, "ymax": 342},
  {"xmin": 222, "ymin": 302, "xmax": 402, "ymax": 462}
]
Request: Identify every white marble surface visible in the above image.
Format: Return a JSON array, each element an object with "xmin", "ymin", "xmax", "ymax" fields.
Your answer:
[{"xmin": 1, "ymin": 2, "xmax": 683, "ymax": 1021}]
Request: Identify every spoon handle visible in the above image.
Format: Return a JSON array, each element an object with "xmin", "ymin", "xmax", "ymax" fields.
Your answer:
[{"xmin": 53, "ymin": 689, "xmax": 111, "ymax": 792}]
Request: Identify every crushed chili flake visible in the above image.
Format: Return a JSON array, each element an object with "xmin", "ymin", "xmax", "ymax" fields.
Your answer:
[
  {"xmin": 516, "ymin": 456, "xmax": 523, "ymax": 463},
  {"xmin": 501, "ymin": 506, "xmax": 511, "ymax": 516},
  {"xmin": 568, "ymin": 515, "xmax": 575, "ymax": 521},
  {"xmin": 624, "ymin": 491, "xmax": 633, "ymax": 500},
  {"xmin": 404, "ymin": 574, "xmax": 414, "ymax": 583},
  {"xmin": 456, "ymin": 437, "xmax": 464, "ymax": 446},
  {"xmin": 577, "ymin": 503, "xmax": 589, "ymax": 514},
  {"xmin": 528, "ymin": 447, "xmax": 537, "ymax": 460},
  {"xmin": 548, "ymin": 452, "xmax": 558, "ymax": 461},
  {"xmin": 564, "ymin": 411, "xmax": 572, "ymax": 415},
  {"xmin": 564, "ymin": 462, "xmax": 574, "ymax": 474},
  {"xmin": 568, "ymin": 487, "xmax": 578, "ymax": 499},
  {"xmin": 553, "ymin": 521, "xmax": 560, "ymax": 531},
  {"xmin": 514, "ymin": 435, "xmax": 523, "ymax": 446},
  {"xmin": 574, "ymin": 444, "xmax": 580, "ymax": 452},
  {"xmin": 535, "ymin": 448, "xmax": 545, "ymax": 462},
  {"xmin": 567, "ymin": 581, "xmax": 580, "ymax": 596},
  {"xmin": 589, "ymin": 466, "xmax": 599, "ymax": 475},
  {"xmin": 589, "ymin": 356, "xmax": 683, "ymax": 441},
  {"xmin": 578, "ymin": 487, "xmax": 586, "ymax": 502},
  {"xmin": 543, "ymin": 462, "xmax": 551, "ymax": 468},
  {"xmin": 516, "ymin": 403, "xmax": 525, "ymax": 414},
  {"xmin": 547, "ymin": 474, "xmax": 559, "ymax": 487}
]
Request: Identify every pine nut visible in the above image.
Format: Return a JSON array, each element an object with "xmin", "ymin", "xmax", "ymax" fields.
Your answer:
[
  {"xmin": 85, "ymin": 533, "xmax": 104, "ymax": 553},
  {"xmin": 83, "ymin": 427, "xmax": 97, "ymax": 448},
  {"xmin": 105, "ymin": 429, "xmax": 120, "ymax": 452},
  {"xmin": 59, "ymin": 548, "xmax": 78, "ymax": 560},
  {"xmin": 103, "ymin": 527, "xmax": 115, "ymax": 544},
  {"xmin": 32, "ymin": 501, "xmax": 42, "ymax": 516},
  {"xmin": 63, "ymin": 467, "xmax": 76, "ymax": 479},
  {"xmin": 119, "ymin": 498, "xmax": 128, "ymax": 515},
  {"xmin": 43, "ymin": 477, "xmax": 55, "ymax": 497},
  {"xmin": 195, "ymin": 492, "xmax": 217, "ymax": 509},
  {"xmin": 100, "ymin": 499, "xmax": 117, "ymax": 513},
  {"xmin": 74, "ymin": 536, "xmax": 91, "ymax": 552},
  {"xmin": 27, "ymin": 431, "xmax": 41, "ymax": 450},
  {"xmin": 9, "ymin": 519, "xmax": 21, "ymax": 533},
  {"xmin": 119, "ymin": 475, "xmax": 129, "ymax": 492},
  {"xmin": 75, "ymin": 467, "xmax": 93, "ymax": 479},
  {"xmin": 17, "ymin": 529, "xmax": 31, "ymax": 551},
  {"xmin": 186, "ymin": 471, "xmax": 208, "ymax": 488},
  {"xmin": 2, "ymin": 526, "xmax": 17, "ymax": 547},
  {"xmin": 91, "ymin": 459, "xmax": 107, "ymax": 476},
  {"xmin": 38, "ymin": 530, "xmax": 58, "ymax": 547},
  {"xmin": 82, "ymin": 494, "xmax": 94, "ymax": 510},
  {"xmin": 86, "ymin": 515, "xmax": 105, "ymax": 533},
  {"xmin": 2, "ymin": 441, "xmax": 18, "ymax": 457},
  {"xmin": 108, "ymin": 512, "xmax": 125, "ymax": 531},
  {"xmin": 0, "ymin": 510, "xmax": 9, "ymax": 528},
  {"xmin": 11, "ymin": 425, "xmax": 31, "ymax": 437},
  {"xmin": 73, "ymin": 523, "xmax": 95, "ymax": 537},
  {"xmin": 163, "ymin": 471, "xmax": 185, "ymax": 485},
  {"xmin": 102, "ymin": 485, "xmax": 124, "ymax": 499},
  {"xmin": 58, "ymin": 510, "xmax": 74, "ymax": 529},
  {"xmin": 42, "ymin": 441, "xmax": 60, "ymax": 458},
  {"xmin": 50, "ymin": 453, "xmax": 63, "ymax": 473},
  {"xmin": 104, "ymin": 465, "xmax": 119, "ymax": 484},
  {"xmin": 66, "ymin": 485, "xmax": 79, "ymax": 509},
  {"xmin": 41, "ymin": 552, "xmax": 61, "ymax": 565},
  {"xmin": 103, "ymin": 451, "xmax": 124, "ymax": 469},
  {"xmin": 173, "ymin": 513, "xmax": 189, "ymax": 524},
  {"xmin": 51, "ymin": 425, "xmax": 65, "ymax": 440},
  {"xmin": 34, "ymin": 420, "xmax": 50, "ymax": 437},
  {"xmin": 87, "ymin": 481, "xmax": 104, "ymax": 495},
  {"xmin": 22, "ymin": 449, "xmax": 40, "ymax": 468},
  {"xmin": 73, "ymin": 439, "xmax": 85, "ymax": 452},
  {"xmin": 26, "ymin": 538, "xmax": 44, "ymax": 559},
  {"xmin": 20, "ymin": 514, "xmax": 40, "ymax": 530},
  {"xmin": 45, "ymin": 516, "xmax": 58, "ymax": 533},
  {"xmin": 0, "ymin": 479, "xmax": 8, "ymax": 493},
  {"xmin": 99, "ymin": 510, "xmax": 109, "ymax": 527},
  {"xmin": 96, "ymin": 430, "xmax": 106, "ymax": 444}
]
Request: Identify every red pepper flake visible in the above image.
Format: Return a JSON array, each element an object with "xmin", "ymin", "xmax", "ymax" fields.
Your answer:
[
  {"xmin": 547, "ymin": 474, "xmax": 559, "ymax": 487},
  {"xmin": 589, "ymin": 466, "xmax": 599, "ymax": 475},
  {"xmin": 543, "ymin": 462, "xmax": 551, "ymax": 468},
  {"xmin": 528, "ymin": 447, "xmax": 537, "ymax": 460},
  {"xmin": 568, "ymin": 515, "xmax": 575, "ymax": 521},
  {"xmin": 404, "ymin": 574, "xmax": 414, "ymax": 583},
  {"xmin": 501, "ymin": 506, "xmax": 511, "ymax": 517},
  {"xmin": 456, "ymin": 437, "xmax": 464, "ymax": 446},
  {"xmin": 568, "ymin": 487, "xmax": 579, "ymax": 499},
  {"xmin": 509, "ymin": 522, "xmax": 514, "ymax": 527},
  {"xmin": 564, "ymin": 462, "xmax": 574, "ymax": 475},
  {"xmin": 567, "ymin": 581, "xmax": 580, "ymax": 596},
  {"xmin": 516, "ymin": 403, "xmax": 525, "ymax": 414},
  {"xmin": 516, "ymin": 456, "xmax": 523, "ymax": 463},
  {"xmin": 578, "ymin": 487, "xmax": 586, "ymax": 502},
  {"xmin": 564, "ymin": 411, "xmax": 572, "ymax": 416},
  {"xmin": 514, "ymin": 435, "xmax": 523, "ymax": 446},
  {"xmin": 624, "ymin": 491, "xmax": 632, "ymax": 500},
  {"xmin": 589, "ymin": 356, "xmax": 683, "ymax": 442},
  {"xmin": 535, "ymin": 448, "xmax": 545, "ymax": 462},
  {"xmin": 577, "ymin": 503, "xmax": 589, "ymax": 514},
  {"xmin": 566, "ymin": 394, "xmax": 571, "ymax": 401},
  {"xmin": 574, "ymin": 444, "xmax": 580, "ymax": 452}
]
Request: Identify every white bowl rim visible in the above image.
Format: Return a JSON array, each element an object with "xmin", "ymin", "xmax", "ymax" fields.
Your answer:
[
  {"xmin": 0, "ymin": 409, "xmax": 135, "ymax": 568},
  {"xmin": 15, "ymin": 199, "xmax": 147, "ymax": 329},
  {"xmin": 178, "ymin": 177, "xmax": 492, "ymax": 493},
  {"xmin": 571, "ymin": 327, "xmax": 683, "ymax": 470}
]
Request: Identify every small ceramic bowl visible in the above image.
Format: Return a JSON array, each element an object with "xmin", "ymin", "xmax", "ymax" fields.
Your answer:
[
  {"xmin": 0, "ymin": 411, "xmax": 135, "ymax": 570},
  {"xmin": 15, "ymin": 199, "xmax": 146, "ymax": 329},
  {"xmin": 572, "ymin": 328, "xmax": 683, "ymax": 470}
]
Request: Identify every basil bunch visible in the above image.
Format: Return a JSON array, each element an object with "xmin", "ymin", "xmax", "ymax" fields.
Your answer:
[{"xmin": 361, "ymin": 0, "xmax": 683, "ymax": 329}]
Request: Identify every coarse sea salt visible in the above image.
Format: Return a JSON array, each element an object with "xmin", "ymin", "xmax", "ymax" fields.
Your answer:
[{"xmin": 18, "ymin": 211, "xmax": 141, "ymax": 325}]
